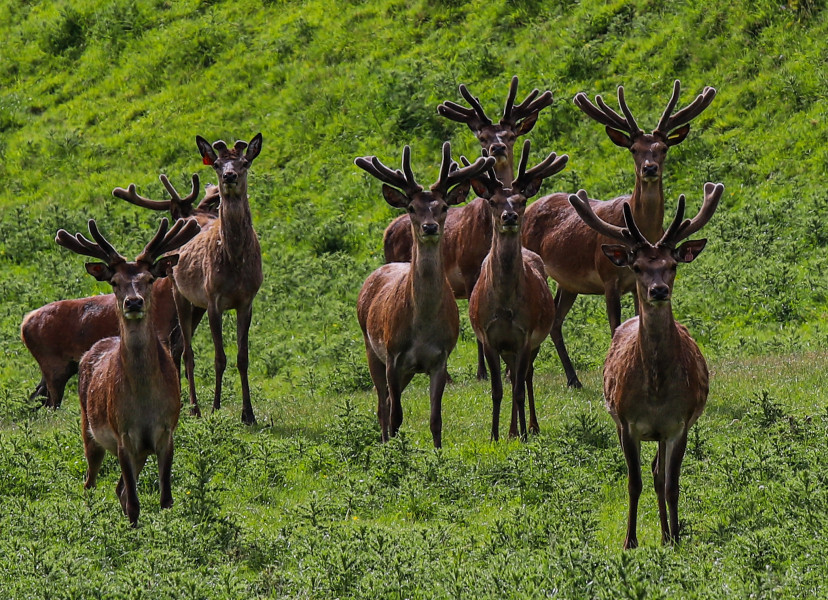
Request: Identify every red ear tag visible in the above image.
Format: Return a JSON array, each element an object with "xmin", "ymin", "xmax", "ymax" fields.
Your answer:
[{"xmin": 203, "ymin": 155, "xmax": 214, "ymax": 166}]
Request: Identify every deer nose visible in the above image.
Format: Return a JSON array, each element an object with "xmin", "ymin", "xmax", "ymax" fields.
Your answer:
[
  {"xmin": 490, "ymin": 142, "xmax": 507, "ymax": 156},
  {"xmin": 124, "ymin": 296, "xmax": 144, "ymax": 312},
  {"xmin": 642, "ymin": 163, "xmax": 659, "ymax": 178},
  {"xmin": 502, "ymin": 211, "xmax": 519, "ymax": 226},
  {"xmin": 222, "ymin": 171, "xmax": 238, "ymax": 184},
  {"xmin": 422, "ymin": 222, "xmax": 439, "ymax": 236},
  {"xmin": 649, "ymin": 284, "xmax": 670, "ymax": 301}
]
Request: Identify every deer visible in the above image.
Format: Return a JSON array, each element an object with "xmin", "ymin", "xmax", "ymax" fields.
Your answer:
[
  {"xmin": 568, "ymin": 181, "xmax": 723, "ymax": 549},
  {"xmin": 55, "ymin": 217, "xmax": 200, "ymax": 526},
  {"xmin": 522, "ymin": 80, "xmax": 716, "ymax": 388},
  {"xmin": 117, "ymin": 134, "xmax": 264, "ymax": 425},
  {"xmin": 467, "ymin": 141, "xmax": 568, "ymax": 440},
  {"xmin": 355, "ymin": 142, "xmax": 495, "ymax": 448},
  {"xmin": 383, "ymin": 76, "xmax": 554, "ymax": 380},
  {"xmin": 20, "ymin": 174, "xmax": 212, "ymax": 409}
]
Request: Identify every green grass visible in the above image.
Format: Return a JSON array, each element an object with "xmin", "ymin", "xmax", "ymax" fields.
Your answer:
[{"xmin": 2, "ymin": 0, "xmax": 828, "ymax": 597}]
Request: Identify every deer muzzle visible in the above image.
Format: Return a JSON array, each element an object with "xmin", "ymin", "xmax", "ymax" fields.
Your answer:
[{"xmin": 123, "ymin": 296, "xmax": 146, "ymax": 320}]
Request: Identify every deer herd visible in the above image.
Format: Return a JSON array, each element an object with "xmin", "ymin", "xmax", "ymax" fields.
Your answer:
[{"xmin": 21, "ymin": 76, "xmax": 720, "ymax": 547}]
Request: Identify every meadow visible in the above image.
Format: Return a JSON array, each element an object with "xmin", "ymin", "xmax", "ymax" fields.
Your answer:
[{"xmin": 1, "ymin": 0, "xmax": 828, "ymax": 597}]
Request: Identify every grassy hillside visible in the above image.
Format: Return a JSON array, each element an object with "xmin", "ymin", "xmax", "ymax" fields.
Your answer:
[{"xmin": 1, "ymin": 0, "xmax": 828, "ymax": 597}]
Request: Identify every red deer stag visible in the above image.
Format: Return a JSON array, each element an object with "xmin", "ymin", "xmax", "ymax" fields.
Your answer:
[
  {"xmin": 467, "ymin": 141, "xmax": 568, "ymax": 440},
  {"xmin": 55, "ymin": 217, "xmax": 200, "ymax": 526},
  {"xmin": 523, "ymin": 80, "xmax": 716, "ymax": 388},
  {"xmin": 569, "ymin": 181, "xmax": 723, "ymax": 549},
  {"xmin": 384, "ymin": 77, "xmax": 554, "ymax": 380},
  {"xmin": 170, "ymin": 134, "xmax": 263, "ymax": 425},
  {"xmin": 20, "ymin": 174, "xmax": 211, "ymax": 408},
  {"xmin": 356, "ymin": 142, "xmax": 494, "ymax": 448}
]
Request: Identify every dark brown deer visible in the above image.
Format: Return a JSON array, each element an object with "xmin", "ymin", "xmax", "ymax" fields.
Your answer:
[
  {"xmin": 356, "ymin": 142, "xmax": 494, "ymax": 448},
  {"xmin": 169, "ymin": 134, "xmax": 263, "ymax": 425},
  {"xmin": 20, "ymin": 278, "xmax": 178, "ymax": 408},
  {"xmin": 468, "ymin": 141, "xmax": 568, "ymax": 440},
  {"xmin": 569, "ymin": 181, "xmax": 723, "ymax": 549},
  {"xmin": 522, "ymin": 80, "xmax": 716, "ymax": 388},
  {"xmin": 384, "ymin": 77, "xmax": 553, "ymax": 380},
  {"xmin": 55, "ymin": 217, "xmax": 200, "ymax": 526}
]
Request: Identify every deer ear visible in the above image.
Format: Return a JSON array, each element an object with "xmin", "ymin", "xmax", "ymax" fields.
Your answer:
[
  {"xmin": 601, "ymin": 244, "xmax": 632, "ymax": 267},
  {"xmin": 446, "ymin": 182, "xmax": 471, "ymax": 206},
  {"xmin": 85, "ymin": 263, "xmax": 113, "ymax": 282},
  {"xmin": 674, "ymin": 239, "xmax": 707, "ymax": 263},
  {"xmin": 470, "ymin": 178, "xmax": 490, "ymax": 199},
  {"xmin": 515, "ymin": 113, "xmax": 540, "ymax": 136},
  {"xmin": 196, "ymin": 136, "xmax": 217, "ymax": 165},
  {"xmin": 381, "ymin": 184, "xmax": 409, "ymax": 209},
  {"xmin": 520, "ymin": 178, "xmax": 544, "ymax": 200},
  {"xmin": 150, "ymin": 255, "xmax": 180, "ymax": 278},
  {"xmin": 246, "ymin": 133, "xmax": 263, "ymax": 162},
  {"xmin": 605, "ymin": 126, "xmax": 633, "ymax": 148},
  {"xmin": 666, "ymin": 124, "xmax": 690, "ymax": 147}
]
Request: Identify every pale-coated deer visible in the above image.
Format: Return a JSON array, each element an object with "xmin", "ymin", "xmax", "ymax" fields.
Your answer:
[
  {"xmin": 20, "ymin": 174, "xmax": 212, "ymax": 409},
  {"xmin": 55, "ymin": 217, "xmax": 200, "ymax": 526},
  {"xmin": 467, "ymin": 141, "xmax": 568, "ymax": 440},
  {"xmin": 522, "ymin": 80, "xmax": 716, "ymax": 388},
  {"xmin": 172, "ymin": 134, "xmax": 263, "ymax": 425},
  {"xmin": 569, "ymin": 181, "xmax": 723, "ymax": 549},
  {"xmin": 384, "ymin": 77, "xmax": 554, "ymax": 380},
  {"xmin": 356, "ymin": 142, "xmax": 495, "ymax": 448}
]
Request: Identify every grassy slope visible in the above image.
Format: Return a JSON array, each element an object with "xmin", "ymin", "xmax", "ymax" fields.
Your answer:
[{"xmin": 1, "ymin": 0, "xmax": 828, "ymax": 597}]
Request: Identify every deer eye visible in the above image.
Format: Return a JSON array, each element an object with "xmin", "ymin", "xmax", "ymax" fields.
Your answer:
[
  {"xmin": 441, "ymin": 205, "xmax": 448, "ymax": 213},
  {"xmin": 632, "ymin": 265, "xmax": 641, "ymax": 274},
  {"xmin": 407, "ymin": 206, "xmax": 416, "ymax": 214}
]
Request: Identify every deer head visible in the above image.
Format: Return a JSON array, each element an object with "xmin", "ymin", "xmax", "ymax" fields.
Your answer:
[
  {"xmin": 196, "ymin": 133, "xmax": 263, "ymax": 195},
  {"xmin": 438, "ymin": 76, "xmax": 553, "ymax": 179},
  {"xmin": 55, "ymin": 218, "xmax": 200, "ymax": 321},
  {"xmin": 355, "ymin": 142, "xmax": 495, "ymax": 245},
  {"xmin": 574, "ymin": 80, "xmax": 716, "ymax": 183},
  {"xmin": 466, "ymin": 140, "xmax": 568, "ymax": 235},
  {"xmin": 569, "ymin": 182, "xmax": 724, "ymax": 305}
]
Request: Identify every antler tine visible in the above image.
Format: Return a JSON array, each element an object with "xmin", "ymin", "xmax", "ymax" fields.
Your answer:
[
  {"xmin": 502, "ymin": 76, "xmax": 520, "ymax": 122},
  {"xmin": 663, "ymin": 182, "xmax": 724, "ymax": 245},
  {"xmin": 658, "ymin": 193, "xmax": 687, "ymax": 247},
  {"xmin": 160, "ymin": 173, "xmax": 201, "ymax": 206},
  {"xmin": 55, "ymin": 220, "xmax": 126, "ymax": 265},
  {"xmin": 514, "ymin": 140, "xmax": 569, "ymax": 189},
  {"xmin": 112, "ymin": 183, "xmax": 171, "ymax": 211},
  {"xmin": 458, "ymin": 84, "xmax": 493, "ymax": 127},
  {"xmin": 460, "ymin": 153, "xmax": 499, "ymax": 190},
  {"xmin": 655, "ymin": 79, "xmax": 682, "ymax": 134},
  {"xmin": 574, "ymin": 92, "xmax": 628, "ymax": 132},
  {"xmin": 616, "ymin": 86, "xmax": 641, "ymax": 136},
  {"xmin": 137, "ymin": 218, "xmax": 202, "ymax": 264},
  {"xmin": 434, "ymin": 141, "xmax": 496, "ymax": 193},
  {"xmin": 656, "ymin": 83, "xmax": 717, "ymax": 134},
  {"xmin": 87, "ymin": 220, "xmax": 127, "ymax": 265},
  {"xmin": 354, "ymin": 146, "xmax": 422, "ymax": 195},
  {"xmin": 621, "ymin": 202, "xmax": 650, "ymax": 247},
  {"xmin": 507, "ymin": 75, "xmax": 554, "ymax": 125},
  {"xmin": 568, "ymin": 190, "xmax": 631, "ymax": 243}
]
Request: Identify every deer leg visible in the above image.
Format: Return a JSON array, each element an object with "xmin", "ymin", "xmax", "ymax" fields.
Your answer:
[
  {"xmin": 665, "ymin": 431, "xmax": 688, "ymax": 545},
  {"xmin": 527, "ymin": 348, "xmax": 540, "ymax": 435},
  {"xmin": 43, "ymin": 361, "xmax": 77, "ymax": 409},
  {"xmin": 116, "ymin": 443, "xmax": 141, "ymax": 527},
  {"xmin": 365, "ymin": 349, "xmax": 389, "ymax": 442},
  {"xmin": 653, "ymin": 441, "xmax": 669, "ymax": 544},
  {"xmin": 157, "ymin": 431, "xmax": 175, "ymax": 509},
  {"xmin": 206, "ymin": 301, "xmax": 226, "ymax": 414},
  {"xmin": 175, "ymin": 291, "xmax": 201, "ymax": 417},
  {"xmin": 30, "ymin": 376, "xmax": 48, "ymax": 403},
  {"xmin": 604, "ymin": 281, "xmax": 623, "ymax": 334},
  {"xmin": 483, "ymin": 344, "xmax": 503, "ymax": 441},
  {"xmin": 428, "ymin": 362, "xmax": 449, "ymax": 449},
  {"xmin": 81, "ymin": 415, "xmax": 105, "ymax": 489},
  {"xmin": 236, "ymin": 302, "xmax": 256, "ymax": 425},
  {"xmin": 551, "ymin": 288, "xmax": 582, "ymax": 388},
  {"xmin": 475, "ymin": 340, "xmax": 488, "ymax": 381},
  {"xmin": 385, "ymin": 362, "xmax": 411, "ymax": 438},
  {"xmin": 508, "ymin": 351, "xmax": 529, "ymax": 441},
  {"xmin": 619, "ymin": 426, "xmax": 642, "ymax": 550}
]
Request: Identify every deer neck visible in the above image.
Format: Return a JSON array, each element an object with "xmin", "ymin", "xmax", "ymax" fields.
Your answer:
[
  {"xmin": 487, "ymin": 228, "xmax": 525, "ymax": 301},
  {"xmin": 217, "ymin": 190, "xmax": 254, "ymax": 257},
  {"xmin": 492, "ymin": 157, "xmax": 514, "ymax": 188},
  {"xmin": 409, "ymin": 238, "xmax": 447, "ymax": 317},
  {"xmin": 636, "ymin": 298, "xmax": 682, "ymax": 385},
  {"xmin": 630, "ymin": 177, "xmax": 665, "ymax": 243},
  {"xmin": 118, "ymin": 315, "xmax": 162, "ymax": 382}
]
